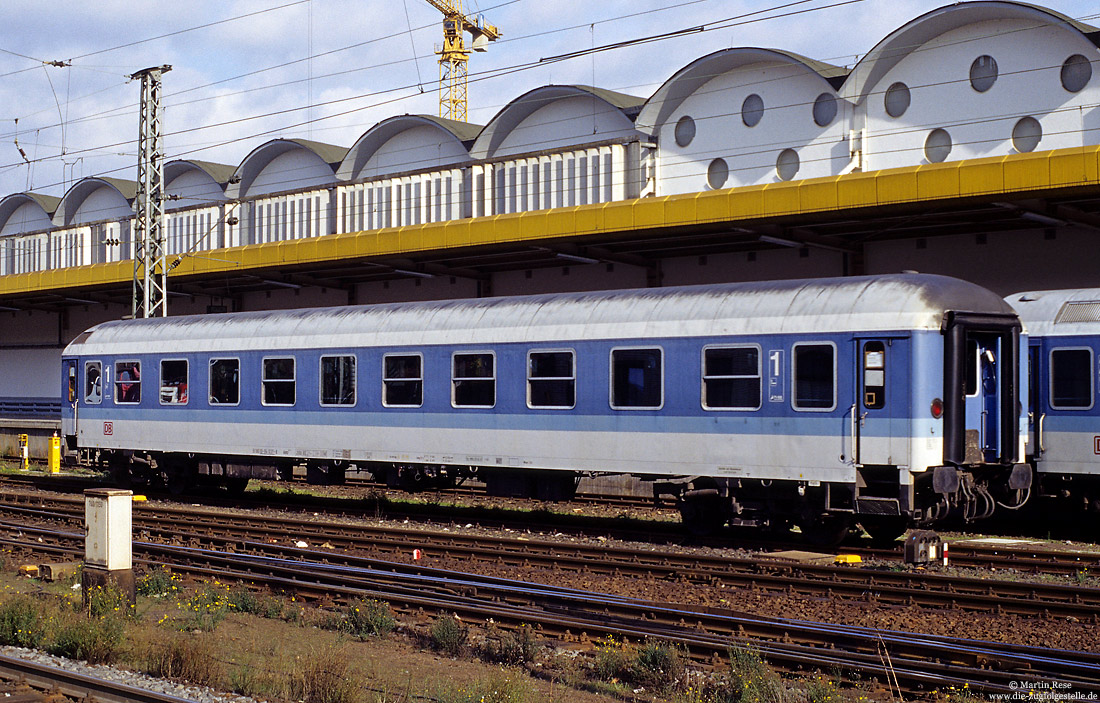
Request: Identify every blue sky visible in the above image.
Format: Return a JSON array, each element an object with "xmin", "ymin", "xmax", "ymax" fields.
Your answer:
[{"xmin": 0, "ymin": 0, "xmax": 1095, "ymax": 201}]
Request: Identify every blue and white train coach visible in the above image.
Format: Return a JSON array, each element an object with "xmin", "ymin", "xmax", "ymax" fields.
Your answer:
[
  {"xmin": 61, "ymin": 274, "xmax": 1029, "ymax": 540},
  {"xmin": 1008, "ymin": 288, "xmax": 1100, "ymax": 514}
]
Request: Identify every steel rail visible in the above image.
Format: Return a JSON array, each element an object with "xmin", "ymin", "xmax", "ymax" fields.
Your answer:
[
  {"xmin": 0, "ymin": 652, "xmax": 198, "ymax": 703},
  {"xmin": 4, "ymin": 524, "xmax": 1100, "ymax": 698},
  {"xmin": 2, "ymin": 498, "xmax": 1100, "ymax": 623}
]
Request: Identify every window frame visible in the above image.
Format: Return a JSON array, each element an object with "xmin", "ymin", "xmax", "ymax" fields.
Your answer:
[
  {"xmin": 382, "ymin": 352, "xmax": 424, "ymax": 408},
  {"xmin": 527, "ymin": 348, "xmax": 576, "ymax": 410},
  {"xmin": 451, "ymin": 351, "xmax": 496, "ymax": 409},
  {"xmin": 609, "ymin": 346, "xmax": 664, "ymax": 411},
  {"xmin": 84, "ymin": 360, "xmax": 103, "ymax": 405},
  {"xmin": 791, "ymin": 341, "xmax": 837, "ymax": 412},
  {"xmin": 701, "ymin": 344, "xmax": 762, "ymax": 411},
  {"xmin": 113, "ymin": 360, "xmax": 142, "ymax": 405},
  {"xmin": 319, "ymin": 354, "xmax": 357, "ymax": 407},
  {"xmin": 159, "ymin": 358, "xmax": 189, "ymax": 406},
  {"xmin": 1048, "ymin": 346, "xmax": 1094, "ymax": 411},
  {"xmin": 208, "ymin": 357, "xmax": 241, "ymax": 407},
  {"xmin": 261, "ymin": 356, "xmax": 297, "ymax": 407}
]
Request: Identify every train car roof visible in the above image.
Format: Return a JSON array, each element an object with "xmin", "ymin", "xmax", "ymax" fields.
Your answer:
[
  {"xmin": 1007, "ymin": 288, "xmax": 1100, "ymax": 337},
  {"xmin": 66, "ymin": 274, "xmax": 1013, "ymax": 355}
]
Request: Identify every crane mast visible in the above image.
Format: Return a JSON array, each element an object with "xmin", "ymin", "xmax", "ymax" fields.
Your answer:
[{"xmin": 422, "ymin": 0, "xmax": 500, "ymax": 122}]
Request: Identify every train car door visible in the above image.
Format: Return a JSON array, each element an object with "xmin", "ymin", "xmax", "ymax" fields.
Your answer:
[
  {"xmin": 855, "ymin": 338, "xmax": 907, "ymax": 466},
  {"xmin": 963, "ymin": 335, "xmax": 1003, "ymax": 462},
  {"xmin": 1028, "ymin": 343, "xmax": 1043, "ymax": 460},
  {"xmin": 65, "ymin": 360, "xmax": 78, "ymax": 438}
]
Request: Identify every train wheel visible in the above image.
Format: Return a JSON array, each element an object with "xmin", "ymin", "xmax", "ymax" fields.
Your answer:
[
  {"xmin": 677, "ymin": 492, "xmax": 729, "ymax": 536},
  {"xmin": 799, "ymin": 515, "xmax": 851, "ymax": 547},
  {"xmin": 860, "ymin": 517, "xmax": 908, "ymax": 547},
  {"xmin": 224, "ymin": 477, "xmax": 250, "ymax": 495}
]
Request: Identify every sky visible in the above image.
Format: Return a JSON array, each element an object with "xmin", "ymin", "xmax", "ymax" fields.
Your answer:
[{"xmin": 0, "ymin": 0, "xmax": 1096, "ymax": 201}]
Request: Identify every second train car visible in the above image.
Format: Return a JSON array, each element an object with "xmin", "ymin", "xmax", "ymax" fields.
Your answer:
[{"xmin": 61, "ymin": 273, "xmax": 1030, "ymax": 541}]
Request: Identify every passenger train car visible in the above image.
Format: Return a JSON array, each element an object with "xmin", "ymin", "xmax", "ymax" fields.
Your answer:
[
  {"xmin": 1007, "ymin": 288, "xmax": 1100, "ymax": 514},
  {"xmin": 61, "ymin": 274, "xmax": 1030, "ymax": 541}
]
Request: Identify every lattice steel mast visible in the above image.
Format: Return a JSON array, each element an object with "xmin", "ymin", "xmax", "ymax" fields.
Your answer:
[
  {"xmin": 131, "ymin": 65, "xmax": 172, "ymax": 318},
  {"xmin": 422, "ymin": 0, "xmax": 500, "ymax": 122}
]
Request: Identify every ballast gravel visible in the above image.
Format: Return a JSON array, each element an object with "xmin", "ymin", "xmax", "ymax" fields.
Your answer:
[{"xmin": 0, "ymin": 645, "xmax": 261, "ymax": 703}]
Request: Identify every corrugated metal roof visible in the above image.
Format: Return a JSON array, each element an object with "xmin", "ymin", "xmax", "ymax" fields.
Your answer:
[{"xmin": 68, "ymin": 274, "xmax": 1012, "ymax": 356}]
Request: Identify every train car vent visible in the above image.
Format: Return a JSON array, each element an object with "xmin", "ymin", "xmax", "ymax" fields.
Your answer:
[
  {"xmin": 69, "ymin": 331, "xmax": 94, "ymax": 345},
  {"xmin": 1054, "ymin": 301, "xmax": 1100, "ymax": 324}
]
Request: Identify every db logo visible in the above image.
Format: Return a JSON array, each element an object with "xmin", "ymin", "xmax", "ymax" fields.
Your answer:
[{"xmin": 103, "ymin": 422, "xmax": 114, "ymax": 436}]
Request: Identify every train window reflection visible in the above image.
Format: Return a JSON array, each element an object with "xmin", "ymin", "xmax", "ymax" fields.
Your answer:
[
  {"xmin": 160, "ymin": 359, "xmax": 188, "ymax": 405},
  {"xmin": 1050, "ymin": 348, "xmax": 1093, "ymax": 409},
  {"xmin": 793, "ymin": 343, "xmax": 835, "ymax": 411},
  {"xmin": 84, "ymin": 361, "xmax": 102, "ymax": 404},
  {"xmin": 453, "ymin": 352, "xmax": 495, "ymax": 408},
  {"xmin": 384, "ymin": 354, "xmax": 423, "ymax": 407},
  {"xmin": 262, "ymin": 357, "xmax": 296, "ymax": 406},
  {"xmin": 702, "ymin": 346, "xmax": 760, "ymax": 410},
  {"xmin": 611, "ymin": 348, "xmax": 662, "ymax": 409},
  {"xmin": 528, "ymin": 350, "xmax": 575, "ymax": 409},
  {"xmin": 114, "ymin": 361, "xmax": 141, "ymax": 404},
  {"xmin": 321, "ymin": 355, "xmax": 356, "ymax": 406},
  {"xmin": 209, "ymin": 358, "xmax": 240, "ymax": 405}
]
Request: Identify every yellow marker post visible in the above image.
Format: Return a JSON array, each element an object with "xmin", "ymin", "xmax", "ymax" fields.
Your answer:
[
  {"xmin": 48, "ymin": 435, "xmax": 61, "ymax": 474},
  {"xmin": 18, "ymin": 434, "xmax": 28, "ymax": 470}
]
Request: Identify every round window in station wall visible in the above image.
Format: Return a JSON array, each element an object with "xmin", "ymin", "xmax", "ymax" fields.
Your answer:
[
  {"xmin": 924, "ymin": 128, "xmax": 952, "ymax": 163},
  {"xmin": 812, "ymin": 93, "xmax": 837, "ymax": 127},
  {"xmin": 1061, "ymin": 54, "xmax": 1092, "ymax": 93},
  {"xmin": 1012, "ymin": 116, "xmax": 1042, "ymax": 153},
  {"xmin": 884, "ymin": 82, "xmax": 910, "ymax": 118},
  {"xmin": 707, "ymin": 158, "xmax": 729, "ymax": 189},
  {"xmin": 742, "ymin": 94, "xmax": 764, "ymax": 127},
  {"xmin": 969, "ymin": 55, "xmax": 998, "ymax": 92},
  {"xmin": 674, "ymin": 115, "xmax": 696, "ymax": 147},
  {"xmin": 776, "ymin": 149, "xmax": 800, "ymax": 181}
]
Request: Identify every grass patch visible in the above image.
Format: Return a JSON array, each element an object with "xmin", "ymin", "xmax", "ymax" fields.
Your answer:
[
  {"xmin": 0, "ymin": 594, "xmax": 48, "ymax": 648},
  {"xmin": 342, "ymin": 598, "xmax": 396, "ymax": 639},
  {"xmin": 430, "ymin": 614, "xmax": 469, "ymax": 656}
]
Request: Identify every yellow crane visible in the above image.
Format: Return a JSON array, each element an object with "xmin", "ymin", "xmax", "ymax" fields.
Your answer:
[{"xmin": 423, "ymin": 0, "xmax": 501, "ymax": 122}]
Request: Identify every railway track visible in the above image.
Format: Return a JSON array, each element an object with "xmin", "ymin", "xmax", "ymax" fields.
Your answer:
[
  {"xmin": 3, "ymin": 520, "xmax": 1099, "ymax": 698},
  {"xmin": 0, "ymin": 652, "xmax": 197, "ymax": 703},
  {"xmin": 2, "ymin": 492, "xmax": 1099, "ymax": 623},
  {"xmin": 4, "ymin": 472, "xmax": 1100, "ymax": 578}
]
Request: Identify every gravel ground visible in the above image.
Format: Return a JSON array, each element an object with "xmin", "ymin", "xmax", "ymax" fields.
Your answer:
[{"xmin": 0, "ymin": 646, "xmax": 261, "ymax": 703}]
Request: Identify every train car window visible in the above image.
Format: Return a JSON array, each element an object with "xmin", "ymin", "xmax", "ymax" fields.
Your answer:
[
  {"xmin": 453, "ymin": 352, "xmax": 495, "ymax": 408},
  {"xmin": 863, "ymin": 342, "xmax": 886, "ymax": 410},
  {"xmin": 793, "ymin": 343, "xmax": 835, "ymax": 411},
  {"xmin": 965, "ymin": 340, "xmax": 979, "ymax": 396},
  {"xmin": 611, "ymin": 348, "xmax": 663, "ymax": 409},
  {"xmin": 528, "ymin": 350, "xmax": 575, "ymax": 409},
  {"xmin": 1050, "ymin": 348, "xmax": 1093, "ymax": 409},
  {"xmin": 321, "ymin": 355, "xmax": 356, "ymax": 406},
  {"xmin": 383, "ymin": 354, "xmax": 423, "ymax": 407},
  {"xmin": 263, "ymin": 357, "xmax": 296, "ymax": 406},
  {"xmin": 702, "ymin": 345, "xmax": 760, "ymax": 410},
  {"xmin": 209, "ymin": 358, "xmax": 240, "ymax": 405},
  {"xmin": 159, "ymin": 360, "xmax": 188, "ymax": 405},
  {"xmin": 114, "ymin": 361, "xmax": 141, "ymax": 404},
  {"xmin": 84, "ymin": 361, "xmax": 102, "ymax": 404}
]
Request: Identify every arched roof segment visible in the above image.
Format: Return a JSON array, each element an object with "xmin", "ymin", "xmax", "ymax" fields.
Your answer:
[
  {"xmin": 470, "ymin": 85, "xmax": 645, "ymax": 160},
  {"xmin": 165, "ymin": 160, "xmax": 233, "ymax": 206},
  {"xmin": 0, "ymin": 193, "xmax": 59, "ymax": 235},
  {"xmin": 225, "ymin": 138, "xmax": 349, "ymax": 199},
  {"xmin": 53, "ymin": 177, "xmax": 136, "ymax": 227},
  {"xmin": 165, "ymin": 159, "xmax": 235, "ymax": 187},
  {"xmin": 337, "ymin": 115, "xmax": 480, "ymax": 181},
  {"xmin": 842, "ymin": 1, "xmax": 1100, "ymax": 104},
  {"xmin": 636, "ymin": 48, "xmax": 848, "ymax": 133}
]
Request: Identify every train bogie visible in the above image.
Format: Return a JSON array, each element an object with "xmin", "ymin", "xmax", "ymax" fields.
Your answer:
[{"xmin": 61, "ymin": 274, "xmax": 1027, "ymax": 539}]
